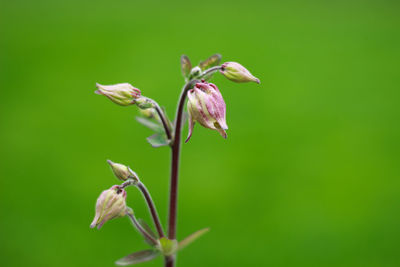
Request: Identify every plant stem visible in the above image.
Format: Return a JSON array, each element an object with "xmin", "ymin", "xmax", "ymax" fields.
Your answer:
[
  {"xmin": 168, "ymin": 66, "xmax": 222, "ymax": 239},
  {"xmin": 151, "ymin": 100, "xmax": 172, "ymax": 141},
  {"xmin": 201, "ymin": 65, "xmax": 222, "ymax": 77},
  {"xmin": 168, "ymin": 81, "xmax": 196, "ymax": 239},
  {"xmin": 127, "ymin": 212, "xmax": 158, "ymax": 245},
  {"xmin": 118, "ymin": 179, "xmax": 135, "ymax": 190},
  {"xmin": 166, "ymin": 66, "xmax": 222, "ymax": 267},
  {"xmin": 137, "ymin": 181, "xmax": 165, "ymax": 238},
  {"xmin": 165, "ymin": 256, "xmax": 174, "ymax": 267}
]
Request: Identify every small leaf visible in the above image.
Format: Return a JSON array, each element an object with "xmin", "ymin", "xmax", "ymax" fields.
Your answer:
[
  {"xmin": 147, "ymin": 133, "xmax": 169, "ymax": 148},
  {"xmin": 115, "ymin": 250, "xmax": 159, "ymax": 266},
  {"xmin": 138, "ymin": 218, "xmax": 157, "ymax": 246},
  {"xmin": 178, "ymin": 228, "xmax": 210, "ymax": 251},
  {"xmin": 199, "ymin": 54, "xmax": 221, "ymax": 70},
  {"xmin": 158, "ymin": 237, "xmax": 178, "ymax": 256},
  {"xmin": 181, "ymin": 55, "xmax": 192, "ymax": 78},
  {"xmin": 136, "ymin": 117, "xmax": 163, "ymax": 133}
]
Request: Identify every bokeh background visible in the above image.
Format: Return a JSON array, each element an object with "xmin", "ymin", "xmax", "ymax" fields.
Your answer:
[{"xmin": 1, "ymin": 0, "xmax": 399, "ymax": 266}]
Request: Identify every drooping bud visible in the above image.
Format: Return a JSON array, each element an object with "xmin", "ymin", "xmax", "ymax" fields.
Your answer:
[
  {"xmin": 220, "ymin": 62, "xmax": 260, "ymax": 84},
  {"xmin": 189, "ymin": 66, "xmax": 202, "ymax": 80},
  {"xmin": 186, "ymin": 82, "xmax": 228, "ymax": 142},
  {"xmin": 90, "ymin": 185, "xmax": 128, "ymax": 229},
  {"xmin": 95, "ymin": 83, "xmax": 141, "ymax": 106},
  {"xmin": 107, "ymin": 160, "xmax": 138, "ymax": 181}
]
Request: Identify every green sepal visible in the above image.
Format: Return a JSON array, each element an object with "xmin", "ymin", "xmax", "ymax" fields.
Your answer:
[
  {"xmin": 146, "ymin": 133, "xmax": 169, "ymax": 148},
  {"xmin": 115, "ymin": 250, "xmax": 159, "ymax": 266},
  {"xmin": 199, "ymin": 54, "xmax": 221, "ymax": 70},
  {"xmin": 157, "ymin": 237, "xmax": 178, "ymax": 256},
  {"xmin": 178, "ymin": 228, "xmax": 209, "ymax": 251}
]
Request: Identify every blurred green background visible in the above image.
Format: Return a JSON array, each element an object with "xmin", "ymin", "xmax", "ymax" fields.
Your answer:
[{"xmin": 1, "ymin": 0, "xmax": 399, "ymax": 266}]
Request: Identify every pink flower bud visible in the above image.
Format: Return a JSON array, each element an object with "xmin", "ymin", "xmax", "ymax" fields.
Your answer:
[
  {"xmin": 95, "ymin": 83, "xmax": 141, "ymax": 106},
  {"xmin": 220, "ymin": 62, "xmax": 260, "ymax": 84},
  {"xmin": 186, "ymin": 82, "xmax": 228, "ymax": 142},
  {"xmin": 90, "ymin": 185, "xmax": 127, "ymax": 229}
]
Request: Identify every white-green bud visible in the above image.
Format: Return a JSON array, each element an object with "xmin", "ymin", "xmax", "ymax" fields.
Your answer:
[
  {"xmin": 220, "ymin": 62, "xmax": 260, "ymax": 84},
  {"xmin": 107, "ymin": 160, "xmax": 137, "ymax": 181}
]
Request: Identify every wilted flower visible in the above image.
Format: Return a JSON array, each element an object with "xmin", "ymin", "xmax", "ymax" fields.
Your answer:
[
  {"xmin": 90, "ymin": 185, "xmax": 127, "ymax": 229},
  {"xmin": 220, "ymin": 62, "xmax": 260, "ymax": 84},
  {"xmin": 95, "ymin": 83, "xmax": 141, "ymax": 106},
  {"xmin": 107, "ymin": 160, "xmax": 137, "ymax": 181},
  {"xmin": 186, "ymin": 82, "xmax": 228, "ymax": 142}
]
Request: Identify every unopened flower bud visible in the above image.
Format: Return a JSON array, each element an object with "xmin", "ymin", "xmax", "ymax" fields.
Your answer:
[
  {"xmin": 186, "ymin": 82, "xmax": 228, "ymax": 142},
  {"xmin": 220, "ymin": 62, "xmax": 260, "ymax": 84},
  {"xmin": 107, "ymin": 160, "xmax": 137, "ymax": 181},
  {"xmin": 189, "ymin": 66, "xmax": 202, "ymax": 79},
  {"xmin": 95, "ymin": 83, "xmax": 141, "ymax": 106},
  {"xmin": 90, "ymin": 185, "xmax": 127, "ymax": 229}
]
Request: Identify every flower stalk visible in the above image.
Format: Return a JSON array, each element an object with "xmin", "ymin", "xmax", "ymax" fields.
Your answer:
[
  {"xmin": 127, "ymin": 212, "xmax": 158, "ymax": 245},
  {"xmin": 137, "ymin": 181, "xmax": 165, "ymax": 238}
]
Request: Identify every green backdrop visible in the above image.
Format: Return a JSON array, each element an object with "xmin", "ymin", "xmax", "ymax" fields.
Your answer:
[{"xmin": 1, "ymin": 0, "xmax": 399, "ymax": 266}]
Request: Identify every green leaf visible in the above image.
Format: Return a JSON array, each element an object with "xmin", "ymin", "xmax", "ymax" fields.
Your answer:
[
  {"xmin": 181, "ymin": 55, "xmax": 192, "ymax": 78},
  {"xmin": 199, "ymin": 54, "xmax": 221, "ymax": 70},
  {"xmin": 115, "ymin": 250, "xmax": 159, "ymax": 266},
  {"xmin": 136, "ymin": 117, "xmax": 163, "ymax": 133},
  {"xmin": 158, "ymin": 237, "xmax": 178, "ymax": 256},
  {"xmin": 138, "ymin": 218, "xmax": 157, "ymax": 246},
  {"xmin": 178, "ymin": 228, "xmax": 209, "ymax": 251},
  {"xmin": 147, "ymin": 133, "xmax": 169, "ymax": 148}
]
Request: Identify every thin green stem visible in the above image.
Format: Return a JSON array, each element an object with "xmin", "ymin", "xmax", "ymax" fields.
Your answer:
[
  {"xmin": 137, "ymin": 181, "xmax": 165, "ymax": 238},
  {"xmin": 150, "ymin": 99, "xmax": 173, "ymax": 141},
  {"xmin": 127, "ymin": 212, "xmax": 158, "ymax": 245}
]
